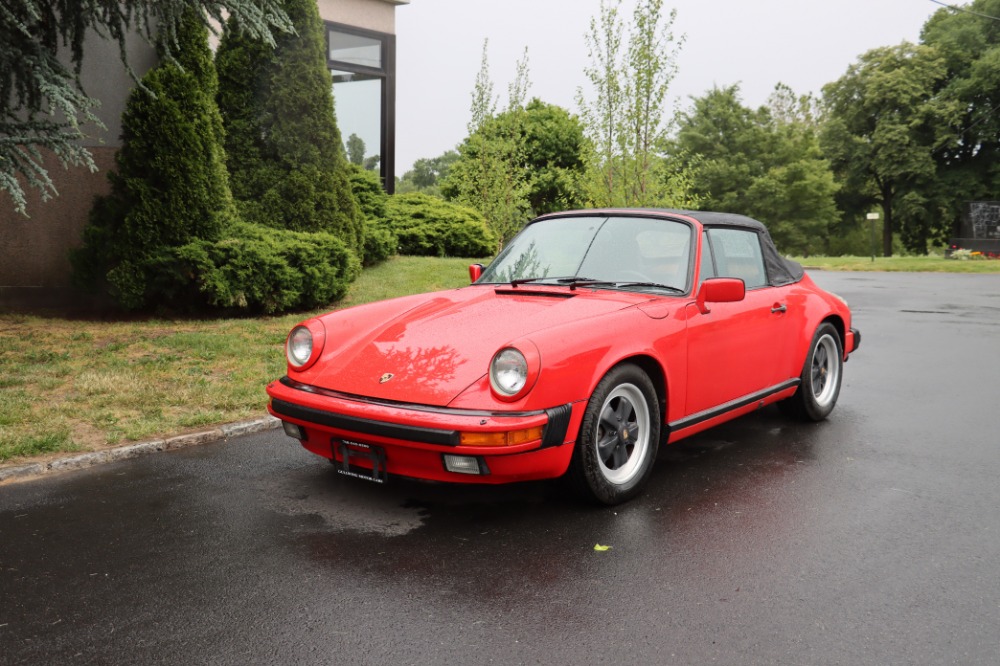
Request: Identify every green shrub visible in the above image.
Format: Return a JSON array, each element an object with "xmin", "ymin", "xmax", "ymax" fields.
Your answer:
[
  {"xmin": 349, "ymin": 164, "xmax": 388, "ymax": 222},
  {"xmin": 363, "ymin": 227, "xmax": 398, "ymax": 266},
  {"xmin": 382, "ymin": 193, "xmax": 497, "ymax": 257},
  {"xmin": 152, "ymin": 223, "xmax": 361, "ymax": 314},
  {"xmin": 348, "ymin": 164, "xmax": 397, "ymax": 266}
]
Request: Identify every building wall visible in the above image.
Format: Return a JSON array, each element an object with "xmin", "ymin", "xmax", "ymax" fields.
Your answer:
[
  {"xmin": 0, "ymin": 1, "xmax": 406, "ymax": 311},
  {"xmin": 0, "ymin": 28, "xmax": 157, "ymax": 310},
  {"xmin": 317, "ymin": 0, "xmax": 407, "ymax": 32}
]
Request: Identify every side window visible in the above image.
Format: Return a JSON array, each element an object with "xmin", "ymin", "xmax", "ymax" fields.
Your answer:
[{"xmin": 706, "ymin": 228, "xmax": 768, "ymax": 289}]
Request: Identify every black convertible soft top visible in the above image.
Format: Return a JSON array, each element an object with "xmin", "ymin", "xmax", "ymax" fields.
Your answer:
[{"xmin": 657, "ymin": 209, "xmax": 805, "ymax": 287}]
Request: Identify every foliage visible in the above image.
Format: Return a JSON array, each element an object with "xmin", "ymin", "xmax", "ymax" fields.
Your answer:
[
  {"xmin": 382, "ymin": 193, "xmax": 496, "ymax": 257},
  {"xmin": 576, "ymin": 0, "xmax": 695, "ymax": 208},
  {"xmin": 345, "ymin": 134, "xmax": 378, "ymax": 170},
  {"xmin": 445, "ymin": 97, "xmax": 589, "ymax": 240},
  {"xmin": 72, "ymin": 8, "xmax": 236, "ymax": 309},
  {"xmin": 468, "ymin": 40, "xmax": 499, "ymax": 134},
  {"xmin": 920, "ymin": 0, "xmax": 1000, "ymax": 238},
  {"xmin": 672, "ymin": 85, "xmax": 839, "ymax": 255},
  {"xmin": 216, "ymin": 0, "xmax": 363, "ymax": 255},
  {"xmin": 821, "ymin": 42, "xmax": 956, "ymax": 255},
  {"xmin": 396, "ymin": 151, "xmax": 460, "ymax": 196},
  {"xmin": 443, "ymin": 46, "xmax": 534, "ymax": 245},
  {"xmin": 349, "ymin": 164, "xmax": 397, "ymax": 266},
  {"xmin": 443, "ymin": 109, "xmax": 532, "ymax": 245},
  {"xmin": 0, "ymin": 0, "xmax": 291, "ymax": 216},
  {"xmin": 346, "ymin": 133, "xmax": 366, "ymax": 166},
  {"xmin": 349, "ymin": 164, "xmax": 388, "ymax": 222},
  {"xmin": 156, "ymin": 222, "xmax": 361, "ymax": 313},
  {"xmin": 520, "ymin": 99, "xmax": 588, "ymax": 214}
]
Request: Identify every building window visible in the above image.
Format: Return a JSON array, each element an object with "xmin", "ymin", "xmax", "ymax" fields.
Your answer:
[{"xmin": 327, "ymin": 22, "xmax": 396, "ymax": 193}]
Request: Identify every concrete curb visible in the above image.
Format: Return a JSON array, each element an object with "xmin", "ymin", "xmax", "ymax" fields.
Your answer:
[{"xmin": 0, "ymin": 415, "xmax": 281, "ymax": 486}]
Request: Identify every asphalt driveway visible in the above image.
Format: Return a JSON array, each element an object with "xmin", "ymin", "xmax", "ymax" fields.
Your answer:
[{"xmin": 2, "ymin": 271, "xmax": 999, "ymax": 665}]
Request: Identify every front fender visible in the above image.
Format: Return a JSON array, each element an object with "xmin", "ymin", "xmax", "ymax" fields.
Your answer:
[{"xmin": 448, "ymin": 305, "xmax": 686, "ymax": 413}]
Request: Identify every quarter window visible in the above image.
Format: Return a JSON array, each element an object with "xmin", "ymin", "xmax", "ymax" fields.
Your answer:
[{"xmin": 705, "ymin": 228, "xmax": 768, "ymax": 289}]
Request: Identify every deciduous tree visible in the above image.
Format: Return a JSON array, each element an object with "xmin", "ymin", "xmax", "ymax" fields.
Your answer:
[
  {"xmin": 576, "ymin": 0, "xmax": 695, "ymax": 208},
  {"xmin": 821, "ymin": 43, "xmax": 956, "ymax": 255},
  {"xmin": 673, "ymin": 85, "xmax": 838, "ymax": 255},
  {"xmin": 921, "ymin": 0, "xmax": 1000, "ymax": 238}
]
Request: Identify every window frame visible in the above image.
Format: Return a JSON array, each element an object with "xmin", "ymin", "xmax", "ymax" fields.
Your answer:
[
  {"xmin": 325, "ymin": 21, "xmax": 396, "ymax": 193},
  {"xmin": 704, "ymin": 226, "xmax": 770, "ymax": 290}
]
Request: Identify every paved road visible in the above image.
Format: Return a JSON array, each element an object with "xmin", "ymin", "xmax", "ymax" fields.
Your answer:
[{"xmin": 2, "ymin": 272, "xmax": 1000, "ymax": 665}]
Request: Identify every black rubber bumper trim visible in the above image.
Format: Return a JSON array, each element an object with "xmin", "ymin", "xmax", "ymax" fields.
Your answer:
[
  {"xmin": 270, "ymin": 398, "xmax": 461, "ymax": 447},
  {"xmin": 541, "ymin": 403, "xmax": 573, "ymax": 448},
  {"xmin": 850, "ymin": 327, "xmax": 861, "ymax": 352}
]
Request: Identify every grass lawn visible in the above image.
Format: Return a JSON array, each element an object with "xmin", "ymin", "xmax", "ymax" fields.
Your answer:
[
  {"xmin": 791, "ymin": 255, "xmax": 1000, "ymax": 273},
  {"xmin": 1, "ymin": 253, "xmax": 997, "ymax": 465},
  {"xmin": 0, "ymin": 256, "xmax": 477, "ymax": 465}
]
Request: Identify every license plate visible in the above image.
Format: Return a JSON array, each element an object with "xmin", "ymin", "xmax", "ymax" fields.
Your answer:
[{"xmin": 334, "ymin": 440, "xmax": 387, "ymax": 484}]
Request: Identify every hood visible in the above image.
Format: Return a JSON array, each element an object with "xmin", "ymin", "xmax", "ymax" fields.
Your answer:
[{"xmin": 297, "ymin": 286, "xmax": 646, "ymax": 407}]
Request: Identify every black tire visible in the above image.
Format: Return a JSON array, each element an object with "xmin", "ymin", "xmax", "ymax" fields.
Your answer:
[
  {"xmin": 781, "ymin": 322, "xmax": 843, "ymax": 422},
  {"xmin": 568, "ymin": 364, "xmax": 660, "ymax": 505}
]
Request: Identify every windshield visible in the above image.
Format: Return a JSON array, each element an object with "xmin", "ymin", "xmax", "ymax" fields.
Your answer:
[{"xmin": 478, "ymin": 215, "xmax": 694, "ymax": 293}]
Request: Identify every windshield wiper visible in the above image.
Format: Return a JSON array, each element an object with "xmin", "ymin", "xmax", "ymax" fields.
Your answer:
[
  {"xmin": 509, "ymin": 276, "xmax": 597, "ymax": 287},
  {"xmin": 508, "ymin": 276, "xmax": 681, "ymax": 293},
  {"xmin": 612, "ymin": 281, "xmax": 685, "ymax": 293}
]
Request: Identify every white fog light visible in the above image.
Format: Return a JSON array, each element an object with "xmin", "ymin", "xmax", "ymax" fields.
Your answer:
[
  {"xmin": 282, "ymin": 421, "xmax": 306, "ymax": 440},
  {"xmin": 443, "ymin": 454, "xmax": 486, "ymax": 475}
]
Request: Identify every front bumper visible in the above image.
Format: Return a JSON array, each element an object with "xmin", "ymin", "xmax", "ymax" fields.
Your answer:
[
  {"xmin": 266, "ymin": 377, "xmax": 581, "ymax": 484},
  {"xmin": 847, "ymin": 327, "xmax": 861, "ymax": 356}
]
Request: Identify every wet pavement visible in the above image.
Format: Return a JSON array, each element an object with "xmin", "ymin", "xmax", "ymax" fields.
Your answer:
[{"xmin": 2, "ymin": 271, "xmax": 1000, "ymax": 665}]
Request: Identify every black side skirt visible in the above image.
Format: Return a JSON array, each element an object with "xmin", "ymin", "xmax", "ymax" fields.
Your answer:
[{"xmin": 667, "ymin": 379, "xmax": 800, "ymax": 433}]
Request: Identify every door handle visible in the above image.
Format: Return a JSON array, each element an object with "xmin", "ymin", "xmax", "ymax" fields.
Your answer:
[{"xmin": 771, "ymin": 303, "xmax": 787, "ymax": 314}]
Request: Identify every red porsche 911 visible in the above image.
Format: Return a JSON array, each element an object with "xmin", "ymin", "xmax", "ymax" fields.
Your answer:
[{"xmin": 267, "ymin": 209, "xmax": 860, "ymax": 504}]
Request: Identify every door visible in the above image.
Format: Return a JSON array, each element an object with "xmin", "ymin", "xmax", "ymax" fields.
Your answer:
[{"xmin": 684, "ymin": 227, "xmax": 792, "ymax": 416}]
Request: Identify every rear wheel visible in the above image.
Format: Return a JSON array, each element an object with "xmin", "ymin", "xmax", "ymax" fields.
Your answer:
[
  {"xmin": 569, "ymin": 364, "xmax": 660, "ymax": 505},
  {"xmin": 781, "ymin": 322, "xmax": 843, "ymax": 421}
]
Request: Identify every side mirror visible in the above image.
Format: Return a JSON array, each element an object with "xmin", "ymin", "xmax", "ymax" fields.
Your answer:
[
  {"xmin": 468, "ymin": 263, "xmax": 484, "ymax": 283},
  {"xmin": 696, "ymin": 277, "xmax": 745, "ymax": 314}
]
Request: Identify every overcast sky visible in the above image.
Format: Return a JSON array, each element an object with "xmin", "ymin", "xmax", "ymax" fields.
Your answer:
[{"xmin": 394, "ymin": 0, "xmax": 944, "ymax": 177}]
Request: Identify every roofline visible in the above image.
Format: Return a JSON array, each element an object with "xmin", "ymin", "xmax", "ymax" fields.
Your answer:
[{"xmin": 532, "ymin": 208, "xmax": 767, "ymax": 231}]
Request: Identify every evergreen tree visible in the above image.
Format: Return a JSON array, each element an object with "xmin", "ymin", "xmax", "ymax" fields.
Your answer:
[
  {"xmin": 1, "ymin": 0, "xmax": 291, "ymax": 215},
  {"xmin": 73, "ymin": 7, "xmax": 236, "ymax": 308},
  {"xmin": 216, "ymin": 0, "xmax": 363, "ymax": 255}
]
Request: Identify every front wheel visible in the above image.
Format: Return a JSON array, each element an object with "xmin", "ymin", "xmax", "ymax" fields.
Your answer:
[
  {"xmin": 568, "ymin": 364, "xmax": 660, "ymax": 505},
  {"xmin": 782, "ymin": 322, "xmax": 843, "ymax": 421}
]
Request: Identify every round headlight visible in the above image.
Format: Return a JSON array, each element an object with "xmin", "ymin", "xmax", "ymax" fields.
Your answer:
[
  {"xmin": 490, "ymin": 348, "xmax": 528, "ymax": 397},
  {"xmin": 286, "ymin": 325, "xmax": 314, "ymax": 368}
]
